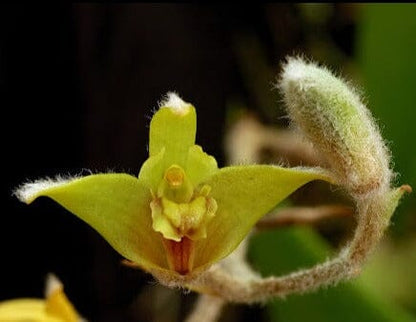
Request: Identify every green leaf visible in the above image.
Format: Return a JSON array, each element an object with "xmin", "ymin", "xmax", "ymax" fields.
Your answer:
[
  {"xmin": 21, "ymin": 174, "xmax": 167, "ymax": 271},
  {"xmin": 249, "ymin": 227, "xmax": 416, "ymax": 322},
  {"xmin": 193, "ymin": 165, "xmax": 333, "ymax": 268},
  {"xmin": 149, "ymin": 98, "xmax": 196, "ymax": 169}
]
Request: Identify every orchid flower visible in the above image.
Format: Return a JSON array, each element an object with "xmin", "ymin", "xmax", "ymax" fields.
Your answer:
[{"xmin": 15, "ymin": 92, "xmax": 331, "ymax": 284}]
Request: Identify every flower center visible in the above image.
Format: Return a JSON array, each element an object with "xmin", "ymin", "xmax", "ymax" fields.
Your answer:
[
  {"xmin": 150, "ymin": 165, "xmax": 217, "ymax": 274},
  {"xmin": 165, "ymin": 165, "xmax": 184, "ymax": 187}
]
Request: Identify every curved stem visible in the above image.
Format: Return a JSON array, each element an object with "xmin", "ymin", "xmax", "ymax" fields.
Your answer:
[{"xmin": 192, "ymin": 186, "xmax": 408, "ymax": 303}]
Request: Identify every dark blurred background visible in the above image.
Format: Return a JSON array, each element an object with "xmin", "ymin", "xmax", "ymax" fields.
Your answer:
[{"xmin": 1, "ymin": 4, "xmax": 415, "ymax": 322}]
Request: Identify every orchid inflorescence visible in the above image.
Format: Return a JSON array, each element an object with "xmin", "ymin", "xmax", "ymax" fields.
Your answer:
[{"xmin": 12, "ymin": 57, "xmax": 410, "ymax": 321}]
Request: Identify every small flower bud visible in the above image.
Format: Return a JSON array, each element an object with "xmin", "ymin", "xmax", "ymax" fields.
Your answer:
[{"xmin": 279, "ymin": 57, "xmax": 392, "ymax": 195}]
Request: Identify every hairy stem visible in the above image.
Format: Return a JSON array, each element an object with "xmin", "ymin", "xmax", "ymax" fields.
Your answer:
[{"xmin": 191, "ymin": 186, "xmax": 409, "ymax": 303}]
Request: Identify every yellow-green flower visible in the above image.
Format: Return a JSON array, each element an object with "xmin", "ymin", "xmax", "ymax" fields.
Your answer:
[
  {"xmin": 15, "ymin": 93, "xmax": 331, "ymax": 280},
  {"xmin": 0, "ymin": 274, "xmax": 82, "ymax": 322}
]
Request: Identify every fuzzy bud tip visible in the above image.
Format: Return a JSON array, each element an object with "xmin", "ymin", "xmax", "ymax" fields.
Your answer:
[{"xmin": 278, "ymin": 56, "xmax": 392, "ymax": 195}]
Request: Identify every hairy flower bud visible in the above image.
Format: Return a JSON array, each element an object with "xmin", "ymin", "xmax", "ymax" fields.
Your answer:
[{"xmin": 279, "ymin": 57, "xmax": 392, "ymax": 195}]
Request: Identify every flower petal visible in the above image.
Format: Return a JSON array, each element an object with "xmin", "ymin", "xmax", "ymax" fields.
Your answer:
[
  {"xmin": 138, "ymin": 148, "xmax": 166, "ymax": 191},
  {"xmin": 0, "ymin": 299, "xmax": 54, "ymax": 321},
  {"xmin": 15, "ymin": 174, "xmax": 168, "ymax": 271},
  {"xmin": 149, "ymin": 93, "xmax": 196, "ymax": 168},
  {"xmin": 193, "ymin": 165, "xmax": 334, "ymax": 269},
  {"xmin": 45, "ymin": 274, "xmax": 79, "ymax": 322},
  {"xmin": 0, "ymin": 275, "xmax": 80, "ymax": 322},
  {"xmin": 186, "ymin": 145, "xmax": 218, "ymax": 186}
]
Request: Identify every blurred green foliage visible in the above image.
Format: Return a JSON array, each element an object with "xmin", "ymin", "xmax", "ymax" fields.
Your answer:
[
  {"xmin": 358, "ymin": 4, "xmax": 416, "ymax": 231},
  {"xmin": 249, "ymin": 228, "xmax": 416, "ymax": 322},
  {"xmin": 361, "ymin": 237, "xmax": 416, "ymax": 313}
]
